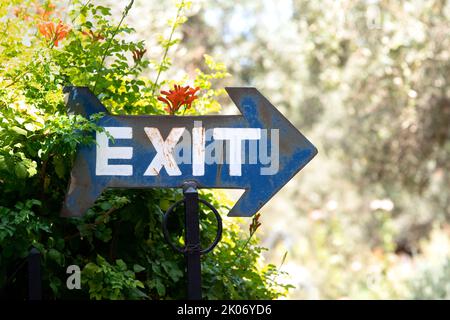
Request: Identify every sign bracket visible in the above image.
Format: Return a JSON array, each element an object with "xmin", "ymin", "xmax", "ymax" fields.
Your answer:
[
  {"xmin": 183, "ymin": 181, "xmax": 202, "ymax": 300},
  {"xmin": 162, "ymin": 181, "xmax": 223, "ymax": 300}
]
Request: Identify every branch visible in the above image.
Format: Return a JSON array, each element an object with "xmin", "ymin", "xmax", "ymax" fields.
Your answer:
[
  {"xmin": 150, "ymin": 2, "xmax": 185, "ymax": 95},
  {"xmin": 64, "ymin": 206, "xmax": 118, "ymax": 241},
  {"xmin": 92, "ymin": 0, "xmax": 135, "ymax": 93}
]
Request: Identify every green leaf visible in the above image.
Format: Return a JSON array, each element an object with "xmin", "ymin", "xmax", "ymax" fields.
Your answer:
[
  {"xmin": 53, "ymin": 157, "xmax": 66, "ymax": 179},
  {"xmin": 24, "ymin": 123, "xmax": 38, "ymax": 132},
  {"xmin": 133, "ymin": 264, "xmax": 145, "ymax": 273},
  {"xmin": 155, "ymin": 279, "xmax": 166, "ymax": 296},
  {"xmin": 26, "ymin": 161, "xmax": 37, "ymax": 177},
  {"xmin": 0, "ymin": 155, "xmax": 7, "ymax": 170},
  {"xmin": 116, "ymin": 259, "xmax": 127, "ymax": 271},
  {"xmin": 14, "ymin": 163, "xmax": 28, "ymax": 179},
  {"xmin": 100, "ymin": 202, "xmax": 112, "ymax": 211},
  {"xmin": 11, "ymin": 126, "xmax": 27, "ymax": 136},
  {"xmin": 48, "ymin": 248, "xmax": 64, "ymax": 266}
]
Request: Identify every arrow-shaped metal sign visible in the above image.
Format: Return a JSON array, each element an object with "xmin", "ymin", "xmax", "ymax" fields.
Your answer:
[{"xmin": 61, "ymin": 86, "xmax": 317, "ymax": 217}]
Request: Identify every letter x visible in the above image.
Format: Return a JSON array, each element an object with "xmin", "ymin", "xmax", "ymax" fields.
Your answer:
[{"xmin": 144, "ymin": 127, "xmax": 184, "ymax": 176}]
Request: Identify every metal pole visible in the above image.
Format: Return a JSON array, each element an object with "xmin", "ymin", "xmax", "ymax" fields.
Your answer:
[
  {"xmin": 28, "ymin": 247, "xmax": 42, "ymax": 300},
  {"xmin": 183, "ymin": 181, "xmax": 202, "ymax": 300}
]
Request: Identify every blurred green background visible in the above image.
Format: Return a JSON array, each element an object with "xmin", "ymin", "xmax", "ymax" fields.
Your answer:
[{"xmin": 98, "ymin": 0, "xmax": 450, "ymax": 299}]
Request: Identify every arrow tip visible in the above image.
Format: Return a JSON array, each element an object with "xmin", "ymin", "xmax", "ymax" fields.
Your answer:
[{"xmin": 224, "ymin": 87, "xmax": 318, "ymax": 217}]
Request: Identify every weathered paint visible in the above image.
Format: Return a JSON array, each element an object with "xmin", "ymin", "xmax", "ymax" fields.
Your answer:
[{"xmin": 61, "ymin": 86, "xmax": 317, "ymax": 217}]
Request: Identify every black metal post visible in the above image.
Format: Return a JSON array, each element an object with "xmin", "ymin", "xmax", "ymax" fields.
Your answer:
[
  {"xmin": 28, "ymin": 247, "xmax": 42, "ymax": 300},
  {"xmin": 183, "ymin": 181, "xmax": 202, "ymax": 300}
]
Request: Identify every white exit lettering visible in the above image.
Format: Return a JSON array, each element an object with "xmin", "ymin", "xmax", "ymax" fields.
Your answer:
[{"xmin": 95, "ymin": 122, "xmax": 279, "ymax": 177}]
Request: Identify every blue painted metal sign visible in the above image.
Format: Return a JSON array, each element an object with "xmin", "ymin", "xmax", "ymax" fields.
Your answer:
[{"xmin": 62, "ymin": 86, "xmax": 317, "ymax": 217}]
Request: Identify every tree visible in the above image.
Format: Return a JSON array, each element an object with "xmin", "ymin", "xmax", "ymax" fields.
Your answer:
[{"xmin": 0, "ymin": 0, "xmax": 291, "ymax": 299}]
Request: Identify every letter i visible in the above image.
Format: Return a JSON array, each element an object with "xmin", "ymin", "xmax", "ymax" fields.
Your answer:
[{"xmin": 192, "ymin": 121, "xmax": 205, "ymax": 176}]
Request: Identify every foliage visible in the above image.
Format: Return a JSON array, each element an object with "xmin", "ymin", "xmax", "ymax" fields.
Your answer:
[
  {"xmin": 0, "ymin": 0, "xmax": 290, "ymax": 299},
  {"xmin": 82, "ymin": 255, "xmax": 146, "ymax": 300}
]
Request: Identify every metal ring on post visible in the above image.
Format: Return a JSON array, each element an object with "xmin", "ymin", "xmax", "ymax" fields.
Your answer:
[{"xmin": 162, "ymin": 198, "xmax": 223, "ymax": 255}]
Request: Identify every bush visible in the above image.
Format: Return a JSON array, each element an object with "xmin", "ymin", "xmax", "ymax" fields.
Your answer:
[{"xmin": 0, "ymin": 0, "xmax": 291, "ymax": 299}]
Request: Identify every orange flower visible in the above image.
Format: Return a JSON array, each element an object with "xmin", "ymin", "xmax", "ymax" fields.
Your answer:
[
  {"xmin": 132, "ymin": 48, "xmax": 147, "ymax": 63},
  {"xmin": 38, "ymin": 20, "xmax": 70, "ymax": 47},
  {"xmin": 13, "ymin": 6, "xmax": 29, "ymax": 19},
  {"xmin": 81, "ymin": 29, "xmax": 105, "ymax": 42},
  {"xmin": 158, "ymin": 84, "xmax": 200, "ymax": 115},
  {"xmin": 36, "ymin": 3, "xmax": 56, "ymax": 20},
  {"xmin": 249, "ymin": 213, "xmax": 262, "ymax": 235}
]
